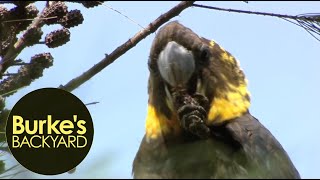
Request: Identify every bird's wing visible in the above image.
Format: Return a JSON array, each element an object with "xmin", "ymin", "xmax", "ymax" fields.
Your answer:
[{"xmin": 224, "ymin": 112, "xmax": 301, "ymax": 178}]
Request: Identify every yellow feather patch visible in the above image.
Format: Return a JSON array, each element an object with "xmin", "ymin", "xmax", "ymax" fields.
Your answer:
[
  {"xmin": 207, "ymin": 40, "xmax": 251, "ymax": 124},
  {"xmin": 211, "ymin": 40, "xmax": 235, "ymax": 64},
  {"xmin": 208, "ymin": 82, "xmax": 250, "ymax": 124},
  {"xmin": 145, "ymin": 104, "xmax": 181, "ymax": 139},
  {"xmin": 209, "ymin": 40, "xmax": 215, "ymax": 47},
  {"xmin": 221, "ymin": 51, "xmax": 236, "ymax": 64}
]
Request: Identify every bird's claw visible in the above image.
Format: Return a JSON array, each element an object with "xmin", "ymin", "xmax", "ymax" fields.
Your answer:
[{"xmin": 173, "ymin": 92, "xmax": 211, "ymax": 139}]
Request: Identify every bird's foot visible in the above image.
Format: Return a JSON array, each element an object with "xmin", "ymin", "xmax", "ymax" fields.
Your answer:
[{"xmin": 173, "ymin": 91, "xmax": 210, "ymax": 139}]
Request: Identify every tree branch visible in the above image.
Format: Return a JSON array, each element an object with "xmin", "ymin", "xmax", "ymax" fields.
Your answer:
[
  {"xmin": 193, "ymin": 3, "xmax": 299, "ymax": 19},
  {"xmin": 192, "ymin": 3, "xmax": 320, "ymax": 41},
  {"xmin": 59, "ymin": 1, "xmax": 195, "ymax": 92}
]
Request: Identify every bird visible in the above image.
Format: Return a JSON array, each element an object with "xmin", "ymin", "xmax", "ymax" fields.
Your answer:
[{"xmin": 132, "ymin": 21, "xmax": 301, "ymax": 179}]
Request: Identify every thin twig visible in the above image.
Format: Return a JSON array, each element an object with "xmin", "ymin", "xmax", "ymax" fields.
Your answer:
[
  {"xmin": 60, "ymin": 1, "xmax": 195, "ymax": 92},
  {"xmin": 297, "ymin": 20, "xmax": 320, "ymax": 41},
  {"xmin": 280, "ymin": 17, "xmax": 320, "ymax": 41},
  {"xmin": 192, "ymin": 3, "xmax": 320, "ymax": 42},
  {"xmin": 280, "ymin": 17, "xmax": 303, "ymax": 28},
  {"xmin": 0, "ymin": 169, "xmax": 27, "ymax": 179},
  {"xmin": 2, "ymin": 73, "xmax": 17, "ymax": 76},
  {"xmin": 2, "ymin": 16, "xmax": 58, "ymax": 23},
  {"xmin": 85, "ymin": 102, "xmax": 100, "ymax": 106},
  {"xmin": 101, "ymin": 3, "xmax": 145, "ymax": 30},
  {"xmin": 1, "ymin": 164, "xmax": 20, "ymax": 175},
  {"xmin": 193, "ymin": 4, "xmax": 298, "ymax": 19},
  {"xmin": 10, "ymin": 63, "xmax": 29, "ymax": 66}
]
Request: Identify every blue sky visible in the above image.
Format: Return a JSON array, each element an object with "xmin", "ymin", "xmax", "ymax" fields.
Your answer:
[{"xmin": 2, "ymin": 1, "xmax": 320, "ymax": 179}]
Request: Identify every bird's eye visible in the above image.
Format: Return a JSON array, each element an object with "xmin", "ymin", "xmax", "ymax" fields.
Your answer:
[{"xmin": 200, "ymin": 45, "xmax": 211, "ymax": 62}]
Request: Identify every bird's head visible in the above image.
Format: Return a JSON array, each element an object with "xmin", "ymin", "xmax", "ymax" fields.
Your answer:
[{"xmin": 145, "ymin": 21, "xmax": 250, "ymax": 140}]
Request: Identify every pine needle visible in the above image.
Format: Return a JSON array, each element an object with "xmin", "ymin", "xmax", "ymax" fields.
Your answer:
[{"xmin": 193, "ymin": 3, "xmax": 320, "ymax": 42}]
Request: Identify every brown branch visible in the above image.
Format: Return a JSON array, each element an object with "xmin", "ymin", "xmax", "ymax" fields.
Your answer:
[
  {"xmin": 193, "ymin": 3, "xmax": 299, "ymax": 19},
  {"xmin": 85, "ymin": 101, "xmax": 100, "ymax": 106},
  {"xmin": 59, "ymin": 1, "xmax": 195, "ymax": 92},
  {"xmin": 192, "ymin": 3, "xmax": 320, "ymax": 41}
]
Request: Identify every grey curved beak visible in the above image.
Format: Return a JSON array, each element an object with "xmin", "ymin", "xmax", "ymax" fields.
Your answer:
[{"xmin": 157, "ymin": 41, "xmax": 195, "ymax": 88}]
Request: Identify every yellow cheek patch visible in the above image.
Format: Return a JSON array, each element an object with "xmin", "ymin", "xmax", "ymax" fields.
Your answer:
[
  {"xmin": 207, "ymin": 82, "xmax": 251, "ymax": 124},
  {"xmin": 207, "ymin": 40, "xmax": 250, "ymax": 124},
  {"xmin": 145, "ymin": 105, "xmax": 181, "ymax": 139}
]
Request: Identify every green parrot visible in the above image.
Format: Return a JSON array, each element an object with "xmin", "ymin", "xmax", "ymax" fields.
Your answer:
[{"xmin": 132, "ymin": 21, "xmax": 300, "ymax": 179}]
